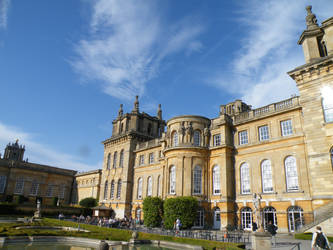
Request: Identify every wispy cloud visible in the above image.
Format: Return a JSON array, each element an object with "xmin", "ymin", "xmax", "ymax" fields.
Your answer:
[
  {"xmin": 208, "ymin": 0, "xmax": 333, "ymax": 108},
  {"xmin": 0, "ymin": 0, "xmax": 10, "ymax": 29},
  {"xmin": 0, "ymin": 122, "xmax": 99, "ymax": 171},
  {"xmin": 72, "ymin": 0, "xmax": 204, "ymax": 100}
]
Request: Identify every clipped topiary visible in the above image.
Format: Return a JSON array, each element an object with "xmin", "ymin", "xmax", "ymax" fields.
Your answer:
[
  {"xmin": 79, "ymin": 197, "xmax": 98, "ymax": 208},
  {"xmin": 143, "ymin": 197, "xmax": 163, "ymax": 227},
  {"xmin": 163, "ymin": 196, "xmax": 198, "ymax": 229}
]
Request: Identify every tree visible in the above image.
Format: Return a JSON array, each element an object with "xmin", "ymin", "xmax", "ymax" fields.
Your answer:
[
  {"xmin": 163, "ymin": 196, "xmax": 199, "ymax": 229},
  {"xmin": 143, "ymin": 197, "xmax": 163, "ymax": 227},
  {"xmin": 79, "ymin": 197, "xmax": 97, "ymax": 208}
]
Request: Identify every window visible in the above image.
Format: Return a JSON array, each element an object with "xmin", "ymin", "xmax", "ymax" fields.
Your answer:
[
  {"xmin": 149, "ymin": 153, "xmax": 154, "ymax": 164},
  {"xmin": 157, "ymin": 175, "xmax": 161, "ymax": 197},
  {"xmin": 240, "ymin": 163, "xmax": 251, "ymax": 194},
  {"xmin": 323, "ymin": 94, "xmax": 333, "ymax": 122},
  {"xmin": 259, "ymin": 125, "xmax": 269, "ymax": 141},
  {"xmin": 0, "ymin": 176, "xmax": 6, "ymax": 193},
  {"xmin": 116, "ymin": 179, "xmax": 122, "ymax": 199},
  {"xmin": 104, "ymin": 181, "xmax": 108, "ymax": 200},
  {"xmin": 137, "ymin": 178, "xmax": 143, "ymax": 199},
  {"xmin": 193, "ymin": 165, "xmax": 202, "ymax": 194},
  {"xmin": 239, "ymin": 130, "xmax": 248, "ymax": 145},
  {"xmin": 169, "ymin": 166, "xmax": 176, "ymax": 194},
  {"xmin": 113, "ymin": 152, "xmax": 117, "ymax": 168},
  {"xmin": 59, "ymin": 185, "xmax": 65, "ymax": 199},
  {"xmin": 139, "ymin": 155, "xmax": 145, "ymax": 166},
  {"xmin": 110, "ymin": 180, "xmax": 115, "ymax": 199},
  {"xmin": 14, "ymin": 177, "xmax": 24, "ymax": 194},
  {"xmin": 147, "ymin": 176, "xmax": 152, "ymax": 196},
  {"xmin": 212, "ymin": 165, "xmax": 221, "ymax": 194},
  {"xmin": 288, "ymin": 206, "xmax": 304, "ymax": 232},
  {"xmin": 261, "ymin": 160, "xmax": 273, "ymax": 193},
  {"xmin": 213, "ymin": 134, "xmax": 221, "ymax": 146},
  {"xmin": 172, "ymin": 131, "xmax": 178, "ymax": 146},
  {"xmin": 30, "ymin": 181, "xmax": 39, "ymax": 196},
  {"xmin": 281, "ymin": 120, "xmax": 293, "ymax": 136},
  {"xmin": 285, "ymin": 156, "xmax": 299, "ymax": 191},
  {"xmin": 107, "ymin": 153, "xmax": 111, "ymax": 169},
  {"xmin": 241, "ymin": 207, "xmax": 252, "ymax": 230},
  {"xmin": 119, "ymin": 150, "xmax": 124, "ymax": 168},
  {"xmin": 194, "ymin": 130, "xmax": 201, "ymax": 146},
  {"xmin": 46, "ymin": 184, "xmax": 54, "ymax": 197}
]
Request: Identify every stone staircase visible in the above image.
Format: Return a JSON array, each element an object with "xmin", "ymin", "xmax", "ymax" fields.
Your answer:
[{"xmin": 298, "ymin": 201, "xmax": 333, "ymax": 233}]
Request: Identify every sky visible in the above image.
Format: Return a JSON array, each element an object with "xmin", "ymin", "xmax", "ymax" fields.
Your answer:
[{"xmin": 0, "ymin": 0, "xmax": 332, "ymax": 172}]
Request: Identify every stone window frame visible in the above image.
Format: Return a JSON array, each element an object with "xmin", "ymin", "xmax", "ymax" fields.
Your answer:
[
  {"xmin": 241, "ymin": 207, "xmax": 252, "ymax": 230},
  {"xmin": 14, "ymin": 177, "xmax": 24, "ymax": 195},
  {"xmin": 29, "ymin": 180, "xmax": 39, "ymax": 196},
  {"xmin": 59, "ymin": 185, "xmax": 66, "ymax": 199},
  {"xmin": 261, "ymin": 159, "xmax": 273, "ymax": 193},
  {"xmin": 107, "ymin": 153, "xmax": 111, "ymax": 169},
  {"xmin": 212, "ymin": 165, "xmax": 221, "ymax": 195},
  {"xmin": 137, "ymin": 177, "xmax": 143, "ymax": 199},
  {"xmin": 116, "ymin": 179, "xmax": 122, "ymax": 199},
  {"xmin": 239, "ymin": 130, "xmax": 249, "ymax": 145},
  {"xmin": 147, "ymin": 176, "xmax": 152, "ymax": 196},
  {"xmin": 169, "ymin": 165, "xmax": 176, "ymax": 194},
  {"xmin": 285, "ymin": 156, "xmax": 299, "ymax": 192},
  {"xmin": 0, "ymin": 176, "xmax": 6, "ymax": 194},
  {"xmin": 172, "ymin": 131, "xmax": 179, "ymax": 147},
  {"xmin": 213, "ymin": 134, "xmax": 221, "ymax": 146},
  {"xmin": 281, "ymin": 119, "xmax": 293, "ymax": 137},
  {"xmin": 193, "ymin": 130, "xmax": 201, "ymax": 146},
  {"xmin": 258, "ymin": 125, "xmax": 269, "ymax": 141},
  {"xmin": 110, "ymin": 180, "xmax": 115, "ymax": 199},
  {"xmin": 103, "ymin": 181, "xmax": 108, "ymax": 200},
  {"xmin": 113, "ymin": 151, "xmax": 118, "ymax": 169},
  {"xmin": 149, "ymin": 152, "xmax": 154, "ymax": 164},
  {"xmin": 139, "ymin": 155, "xmax": 145, "ymax": 166},
  {"xmin": 193, "ymin": 165, "xmax": 202, "ymax": 195},
  {"xmin": 46, "ymin": 184, "xmax": 54, "ymax": 197},
  {"xmin": 240, "ymin": 162, "xmax": 251, "ymax": 194},
  {"xmin": 119, "ymin": 150, "xmax": 124, "ymax": 168},
  {"xmin": 322, "ymin": 95, "xmax": 333, "ymax": 123}
]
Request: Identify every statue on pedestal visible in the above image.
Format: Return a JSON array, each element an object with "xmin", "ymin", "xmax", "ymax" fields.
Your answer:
[
  {"xmin": 253, "ymin": 193, "xmax": 263, "ymax": 232},
  {"xmin": 34, "ymin": 199, "xmax": 41, "ymax": 218}
]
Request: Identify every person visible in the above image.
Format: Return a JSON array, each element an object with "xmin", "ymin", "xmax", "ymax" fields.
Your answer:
[
  {"xmin": 252, "ymin": 221, "xmax": 258, "ymax": 232},
  {"xmin": 175, "ymin": 218, "xmax": 181, "ymax": 234},
  {"xmin": 311, "ymin": 226, "xmax": 331, "ymax": 250},
  {"xmin": 266, "ymin": 221, "xmax": 278, "ymax": 246}
]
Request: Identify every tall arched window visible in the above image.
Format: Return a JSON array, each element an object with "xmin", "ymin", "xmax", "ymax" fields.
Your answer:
[
  {"xmin": 212, "ymin": 165, "xmax": 221, "ymax": 194},
  {"xmin": 194, "ymin": 130, "xmax": 201, "ymax": 146},
  {"xmin": 285, "ymin": 156, "xmax": 299, "ymax": 191},
  {"xmin": 157, "ymin": 175, "xmax": 161, "ymax": 197},
  {"xmin": 107, "ymin": 153, "xmax": 111, "ymax": 169},
  {"xmin": 170, "ymin": 166, "xmax": 176, "ymax": 194},
  {"xmin": 261, "ymin": 160, "xmax": 273, "ymax": 193},
  {"xmin": 193, "ymin": 165, "xmax": 202, "ymax": 194},
  {"xmin": 116, "ymin": 179, "xmax": 122, "ymax": 199},
  {"xmin": 137, "ymin": 178, "xmax": 143, "ymax": 199},
  {"xmin": 147, "ymin": 176, "xmax": 152, "ymax": 196},
  {"xmin": 110, "ymin": 180, "xmax": 115, "ymax": 199},
  {"xmin": 330, "ymin": 147, "xmax": 333, "ymax": 169},
  {"xmin": 119, "ymin": 150, "xmax": 124, "ymax": 168},
  {"xmin": 113, "ymin": 152, "xmax": 117, "ymax": 168},
  {"xmin": 240, "ymin": 163, "xmax": 251, "ymax": 194},
  {"xmin": 104, "ymin": 181, "xmax": 108, "ymax": 200},
  {"xmin": 172, "ymin": 131, "xmax": 178, "ymax": 147}
]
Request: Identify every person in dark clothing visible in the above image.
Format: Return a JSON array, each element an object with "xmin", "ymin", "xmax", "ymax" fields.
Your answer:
[
  {"xmin": 252, "ymin": 222, "xmax": 258, "ymax": 232},
  {"xmin": 267, "ymin": 221, "xmax": 278, "ymax": 246}
]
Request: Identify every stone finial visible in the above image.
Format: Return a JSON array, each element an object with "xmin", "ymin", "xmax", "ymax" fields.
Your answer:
[
  {"xmin": 118, "ymin": 104, "xmax": 123, "ymax": 117},
  {"xmin": 157, "ymin": 104, "xmax": 162, "ymax": 119},
  {"xmin": 305, "ymin": 6, "xmax": 319, "ymax": 30},
  {"xmin": 132, "ymin": 95, "xmax": 139, "ymax": 113}
]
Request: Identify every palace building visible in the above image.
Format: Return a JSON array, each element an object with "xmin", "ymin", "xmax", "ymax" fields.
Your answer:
[{"xmin": 76, "ymin": 6, "xmax": 333, "ymax": 233}]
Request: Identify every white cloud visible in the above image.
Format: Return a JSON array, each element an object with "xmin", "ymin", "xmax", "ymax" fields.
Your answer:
[
  {"xmin": 73, "ymin": 0, "xmax": 204, "ymax": 100},
  {"xmin": 209, "ymin": 0, "xmax": 333, "ymax": 108},
  {"xmin": 0, "ymin": 0, "xmax": 10, "ymax": 29},
  {"xmin": 0, "ymin": 122, "xmax": 99, "ymax": 171}
]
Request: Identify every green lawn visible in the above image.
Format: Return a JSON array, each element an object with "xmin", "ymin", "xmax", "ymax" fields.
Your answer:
[
  {"xmin": 295, "ymin": 232, "xmax": 333, "ymax": 242},
  {"xmin": 0, "ymin": 218, "xmax": 245, "ymax": 250}
]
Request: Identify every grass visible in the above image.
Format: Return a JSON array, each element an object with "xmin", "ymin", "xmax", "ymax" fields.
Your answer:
[
  {"xmin": 0, "ymin": 218, "xmax": 245, "ymax": 250},
  {"xmin": 295, "ymin": 232, "xmax": 333, "ymax": 242}
]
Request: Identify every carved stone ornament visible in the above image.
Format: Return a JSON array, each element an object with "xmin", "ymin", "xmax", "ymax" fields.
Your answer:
[{"xmin": 306, "ymin": 5, "xmax": 319, "ymax": 30}]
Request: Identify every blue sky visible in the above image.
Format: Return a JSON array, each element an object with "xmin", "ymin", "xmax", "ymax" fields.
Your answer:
[{"xmin": 0, "ymin": 0, "xmax": 332, "ymax": 171}]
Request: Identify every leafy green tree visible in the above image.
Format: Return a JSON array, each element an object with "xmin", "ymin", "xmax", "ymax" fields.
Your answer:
[
  {"xmin": 163, "ymin": 196, "xmax": 199, "ymax": 229},
  {"xmin": 79, "ymin": 197, "xmax": 98, "ymax": 208},
  {"xmin": 143, "ymin": 197, "xmax": 163, "ymax": 227}
]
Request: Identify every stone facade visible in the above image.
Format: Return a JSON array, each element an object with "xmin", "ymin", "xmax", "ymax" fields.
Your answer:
[
  {"xmin": 76, "ymin": 169, "xmax": 101, "ymax": 202},
  {"xmin": 76, "ymin": 6, "xmax": 333, "ymax": 233},
  {"xmin": 0, "ymin": 141, "xmax": 77, "ymax": 205}
]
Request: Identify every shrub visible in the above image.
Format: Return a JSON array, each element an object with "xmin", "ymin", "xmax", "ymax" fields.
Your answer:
[
  {"xmin": 79, "ymin": 197, "xmax": 97, "ymax": 208},
  {"xmin": 13, "ymin": 195, "xmax": 25, "ymax": 204},
  {"xmin": 52, "ymin": 197, "xmax": 58, "ymax": 207},
  {"xmin": 163, "ymin": 196, "xmax": 198, "ymax": 229},
  {"xmin": 143, "ymin": 197, "xmax": 163, "ymax": 227}
]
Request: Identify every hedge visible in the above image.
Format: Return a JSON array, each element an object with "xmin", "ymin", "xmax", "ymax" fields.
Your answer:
[
  {"xmin": 79, "ymin": 197, "xmax": 98, "ymax": 208},
  {"xmin": 163, "ymin": 196, "xmax": 198, "ymax": 229},
  {"xmin": 143, "ymin": 197, "xmax": 163, "ymax": 227}
]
